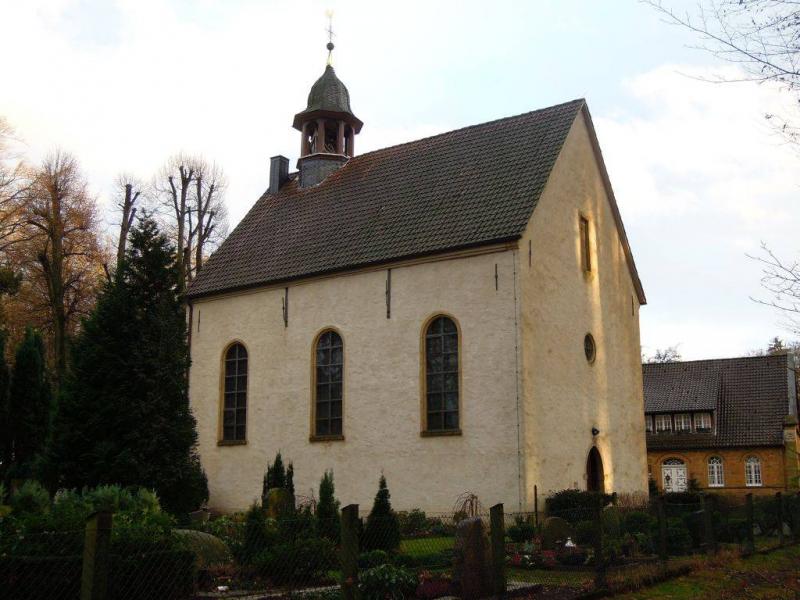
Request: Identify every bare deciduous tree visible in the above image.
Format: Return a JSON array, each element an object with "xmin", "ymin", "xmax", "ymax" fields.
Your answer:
[
  {"xmin": 643, "ymin": 346, "xmax": 683, "ymax": 363},
  {"xmin": 189, "ymin": 161, "xmax": 228, "ymax": 277},
  {"xmin": 646, "ymin": 1, "xmax": 800, "ymax": 90},
  {"xmin": 113, "ymin": 174, "xmax": 143, "ymax": 270},
  {"xmin": 154, "ymin": 154, "xmax": 228, "ymax": 288},
  {"xmin": 748, "ymin": 243, "xmax": 800, "ymax": 333}
]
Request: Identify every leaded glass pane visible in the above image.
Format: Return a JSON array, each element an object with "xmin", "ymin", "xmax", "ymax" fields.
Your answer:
[
  {"xmin": 315, "ymin": 330, "xmax": 344, "ymax": 437},
  {"xmin": 222, "ymin": 343, "xmax": 247, "ymax": 441},
  {"xmin": 425, "ymin": 316, "xmax": 459, "ymax": 432}
]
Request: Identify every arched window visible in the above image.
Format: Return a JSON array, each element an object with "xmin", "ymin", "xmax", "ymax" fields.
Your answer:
[
  {"xmin": 314, "ymin": 330, "xmax": 343, "ymax": 438},
  {"xmin": 745, "ymin": 456, "xmax": 762, "ymax": 487},
  {"xmin": 424, "ymin": 315, "xmax": 460, "ymax": 433},
  {"xmin": 707, "ymin": 456, "xmax": 724, "ymax": 487},
  {"xmin": 222, "ymin": 343, "xmax": 247, "ymax": 442}
]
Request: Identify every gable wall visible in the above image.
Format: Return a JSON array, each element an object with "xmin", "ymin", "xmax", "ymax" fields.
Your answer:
[
  {"xmin": 189, "ymin": 249, "xmax": 523, "ymax": 513},
  {"xmin": 517, "ymin": 111, "xmax": 648, "ymax": 503}
]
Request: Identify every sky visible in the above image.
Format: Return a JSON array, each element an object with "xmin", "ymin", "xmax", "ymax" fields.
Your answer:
[{"xmin": 1, "ymin": 0, "xmax": 799, "ymax": 360}]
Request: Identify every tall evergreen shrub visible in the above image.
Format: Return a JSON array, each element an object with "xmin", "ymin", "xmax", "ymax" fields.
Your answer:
[{"xmin": 362, "ymin": 475, "xmax": 400, "ymax": 551}]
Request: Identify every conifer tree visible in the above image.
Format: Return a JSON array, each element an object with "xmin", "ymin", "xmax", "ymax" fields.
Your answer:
[
  {"xmin": 316, "ymin": 470, "xmax": 340, "ymax": 542},
  {"xmin": 0, "ymin": 332, "xmax": 12, "ymax": 478},
  {"xmin": 261, "ymin": 452, "xmax": 290, "ymax": 508},
  {"xmin": 45, "ymin": 216, "xmax": 207, "ymax": 515},
  {"xmin": 7, "ymin": 328, "xmax": 51, "ymax": 478},
  {"xmin": 362, "ymin": 475, "xmax": 400, "ymax": 551}
]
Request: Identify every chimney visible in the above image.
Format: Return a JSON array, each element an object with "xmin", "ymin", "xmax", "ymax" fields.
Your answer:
[{"xmin": 269, "ymin": 155, "xmax": 289, "ymax": 194}]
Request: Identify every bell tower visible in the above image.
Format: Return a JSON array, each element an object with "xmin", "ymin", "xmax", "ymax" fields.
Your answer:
[{"xmin": 293, "ymin": 18, "xmax": 363, "ymax": 188}]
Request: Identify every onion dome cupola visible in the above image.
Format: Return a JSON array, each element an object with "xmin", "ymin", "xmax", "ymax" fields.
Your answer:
[{"xmin": 294, "ymin": 27, "xmax": 362, "ymax": 188}]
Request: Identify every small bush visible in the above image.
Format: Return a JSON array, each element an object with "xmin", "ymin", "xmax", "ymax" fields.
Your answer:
[
  {"xmin": 253, "ymin": 538, "xmax": 336, "ymax": 584},
  {"xmin": 397, "ymin": 508, "xmax": 429, "ymax": 536},
  {"xmin": 358, "ymin": 564, "xmax": 416, "ymax": 600},
  {"xmin": 416, "ymin": 572, "xmax": 453, "ymax": 599},
  {"xmin": 507, "ymin": 516, "xmax": 535, "ymax": 543},
  {"xmin": 359, "ymin": 549, "xmax": 390, "ymax": 569},
  {"xmin": 239, "ymin": 503, "xmax": 274, "ymax": 565},
  {"xmin": 10, "ymin": 481, "xmax": 50, "ymax": 515},
  {"xmin": 665, "ymin": 518, "xmax": 692, "ymax": 555},
  {"xmin": 545, "ymin": 489, "xmax": 612, "ymax": 523},
  {"xmin": 111, "ymin": 549, "xmax": 196, "ymax": 600},
  {"xmin": 556, "ymin": 546, "xmax": 588, "ymax": 566},
  {"xmin": 623, "ymin": 511, "xmax": 656, "ymax": 536},
  {"xmin": 573, "ymin": 520, "xmax": 597, "ymax": 546}
]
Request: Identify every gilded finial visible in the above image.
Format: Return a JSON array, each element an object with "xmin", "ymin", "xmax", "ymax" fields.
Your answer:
[{"xmin": 325, "ymin": 10, "xmax": 335, "ymax": 66}]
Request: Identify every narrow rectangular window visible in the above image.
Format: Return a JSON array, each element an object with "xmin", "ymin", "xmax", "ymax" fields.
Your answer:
[
  {"xmin": 579, "ymin": 215, "xmax": 591, "ymax": 272},
  {"xmin": 655, "ymin": 414, "xmax": 672, "ymax": 433},
  {"xmin": 645, "ymin": 415, "xmax": 653, "ymax": 433},
  {"xmin": 674, "ymin": 413, "xmax": 691, "ymax": 432},
  {"xmin": 694, "ymin": 412, "xmax": 712, "ymax": 433}
]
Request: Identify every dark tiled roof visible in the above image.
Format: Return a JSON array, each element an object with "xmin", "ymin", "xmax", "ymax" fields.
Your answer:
[
  {"xmin": 644, "ymin": 354, "xmax": 795, "ymax": 450},
  {"xmin": 293, "ymin": 65, "xmax": 362, "ymax": 131},
  {"xmin": 188, "ymin": 99, "xmax": 644, "ymax": 301}
]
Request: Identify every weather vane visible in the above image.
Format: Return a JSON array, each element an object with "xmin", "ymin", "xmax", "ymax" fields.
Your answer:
[{"xmin": 325, "ymin": 9, "xmax": 335, "ymax": 66}]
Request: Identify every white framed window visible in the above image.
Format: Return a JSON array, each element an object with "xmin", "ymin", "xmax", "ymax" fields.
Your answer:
[
  {"xmin": 694, "ymin": 412, "xmax": 712, "ymax": 433},
  {"xmin": 745, "ymin": 456, "xmax": 762, "ymax": 487},
  {"xmin": 674, "ymin": 413, "xmax": 692, "ymax": 432},
  {"xmin": 655, "ymin": 414, "xmax": 672, "ymax": 433},
  {"xmin": 645, "ymin": 415, "xmax": 653, "ymax": 433},
  {"xmin": 707, "ymin": 456, "xmax": 724, "ymax": 487}
]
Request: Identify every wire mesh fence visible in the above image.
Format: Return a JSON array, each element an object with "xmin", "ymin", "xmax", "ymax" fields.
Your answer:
[
  {"xmin": 0, "ymin": 529, "xmax": 84, "ymax": 600},
  {"xmin": 0, "ymin": 492, "xmax": 797, "ymax": 600}
]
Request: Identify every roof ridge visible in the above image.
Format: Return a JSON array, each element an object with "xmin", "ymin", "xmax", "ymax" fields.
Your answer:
[
  {"xmin": 643, "ymin": 353, "xmax": 791, "ymax": 367},
  {"xmin": 354, "ymin": 98, "xmax": 586, "ymax": 159}
]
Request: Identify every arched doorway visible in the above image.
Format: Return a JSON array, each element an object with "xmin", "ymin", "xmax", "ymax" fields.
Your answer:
[
  {"xmin": 661, "ymin": 458, "xmax": 687, "ymax": 493},
  {"xmin": 586, "ymin": 447, "xmax": 605, "ymax": 493}
]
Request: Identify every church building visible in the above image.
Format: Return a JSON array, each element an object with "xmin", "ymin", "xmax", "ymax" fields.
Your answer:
[{"xmin": 186, "ymin": 43, "xmax": 649, "ymax": 512}]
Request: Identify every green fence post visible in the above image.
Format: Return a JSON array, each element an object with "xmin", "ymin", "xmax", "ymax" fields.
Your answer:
[
  {"xmin": 490, "ymin": 503, "xmax": 506, "ymax": 597},
  {"xmin": 593, "ymin": 504, "xmax": 607, "ymax": 591},
  {"xmin": 340, "ymin": 504, "xmax": 360, "ymax": 600},
  {"xmin": 745, "ymin": 493, "xmax": 755, "ymax": 556},
  {"xmin": 776, "ymin": 492, "xmax": 784, "ymax": 547},
  {"xmin": 701, "ymin": 494, "xmax": 717, "ymax": 555},
  {"xmin": 657, "ymin": 495, "xmax": 668, "ymax": 564},
  {"xmin": 81, "ymin": 511, "xmax": 112, "ymax": 600}
]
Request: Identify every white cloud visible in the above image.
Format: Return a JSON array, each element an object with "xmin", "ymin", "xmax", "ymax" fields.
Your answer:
[
  {"xmin": 597, "ymin": 65, "xmax": 800, "ymax": 358},
  {"xmin": 3, "ymin": 2, "xmax": 799, "ymax": 360}
]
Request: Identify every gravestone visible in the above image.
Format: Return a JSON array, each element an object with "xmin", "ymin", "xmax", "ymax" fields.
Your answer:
[
  {"xmin": 452, "ymin": 517, "xmax": 492, "ymax": 600},
  {"xmin": 542, "ymin": 516, "xmax": 575, "ymax": 550}
]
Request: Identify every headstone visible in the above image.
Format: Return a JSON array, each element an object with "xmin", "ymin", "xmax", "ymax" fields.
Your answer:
[
  {"xmin": 452, "ymin": 517, "xmax": 492, "ymax": 600},
  {"xmin": 542, "ymin": 516, "xmax": 575, "ymax": 550}
]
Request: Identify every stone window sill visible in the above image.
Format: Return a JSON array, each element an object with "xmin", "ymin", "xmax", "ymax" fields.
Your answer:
[
  {"xmin": 421, "ymin": 429, "xmax": 462, "ymax": 438},
  {"xmin": 309, "ymin": 434, "xmax": 345, "ymax": 443},
  {"xmin": 217, "ymin": 439, "xmax": 247, "ymax": 447}
]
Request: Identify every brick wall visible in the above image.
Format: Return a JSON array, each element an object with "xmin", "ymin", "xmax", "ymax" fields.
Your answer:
[{"xmin": 647, "ymin": 447, "xmax": 786, "ymax": 497}]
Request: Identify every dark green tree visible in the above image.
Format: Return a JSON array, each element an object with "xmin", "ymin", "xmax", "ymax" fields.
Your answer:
[
  {"xmin": 361, "ymin": 475, "xmax": 400, "ymax": 551},
  {"xmin": 316, "ymin": 470, "xmax": 340, "ymax": 542},
  {"xmin": 6, "ymin": 328, "xmax": 51, "ymax": 479},
  {"xmin": 261, "ymin": 452, "xmax": 292, "ymax": 508},
  {"xmin": 0, "ymin": 331, "xmax": 12, "ymax": 478},
  {"xmin": 45, "ymin": 216, "xmax": 207, "ymax": 515}
]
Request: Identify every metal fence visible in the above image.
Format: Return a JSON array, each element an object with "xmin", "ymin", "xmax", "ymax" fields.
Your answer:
[{"xmin": 0, "ymin": 491, "xmax": 797, "ymax": 600}]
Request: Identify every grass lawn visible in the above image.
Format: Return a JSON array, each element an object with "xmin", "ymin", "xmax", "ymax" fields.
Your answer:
[
  {"xmin": 615, "ymin": 545, "xmax": 800, "ymax": 599},
  {"xmin": 399, "ymin": 536, "xmax": 454, "ymax": 557}
]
